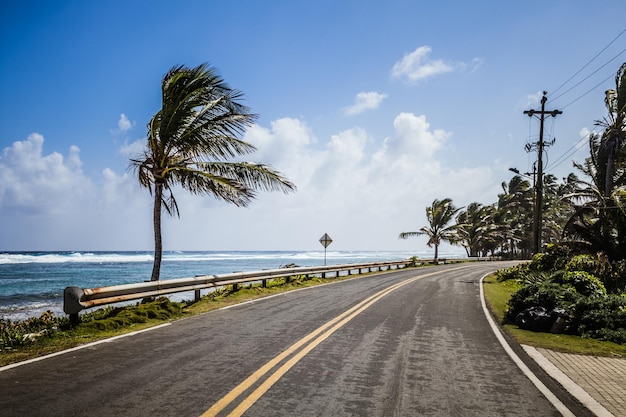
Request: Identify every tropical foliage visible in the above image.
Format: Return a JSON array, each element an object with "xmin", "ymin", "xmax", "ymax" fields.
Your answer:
[
  {"xmin": 403, "ymin": 63, "xmax": 626, "ymax": 263},
  {"xmin": 131, "ymin": 64, "xmax": 295, "ymax": 281},
  {"xmin": 396, "ymin": 63, "xmax": 626, "ymax": 342},
  {"xmin": 399, "ymin": 198, "xmax": 461, "ymax": 260}
]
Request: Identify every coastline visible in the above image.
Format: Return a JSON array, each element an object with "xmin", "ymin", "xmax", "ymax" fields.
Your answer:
[{"xmin": 1, "ymin": 250, "xmax": 466, "ymax": 321}]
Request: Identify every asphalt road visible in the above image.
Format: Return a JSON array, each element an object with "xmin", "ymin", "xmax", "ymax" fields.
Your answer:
[{"xmin": 0, "ymin": 262, "xmax": 593, "ymax": 416}]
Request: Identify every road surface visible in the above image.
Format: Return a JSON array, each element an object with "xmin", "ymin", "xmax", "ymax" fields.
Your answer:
[{"xmin": 0, "ymin": 262, "xmax": 592, "ymax": 416}]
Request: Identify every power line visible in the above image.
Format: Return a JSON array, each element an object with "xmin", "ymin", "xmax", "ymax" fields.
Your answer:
[
  {"xmin": 551, "ymin": 28, "xmax": 626, "ymax": 97},
  {"xmin": 539, "ymin": 32, "xmax": 626, "ymax": 178},
  {"xmin": 559, "ymin": 71, "xmax": 617, "ymax": 110},
  {"xmin": 549, "ymin": 47, "xmax": 626, "ymax": 105},
  {"xmin": 544, "ymin": 129, "xmax": 593, "ymax": 173}
]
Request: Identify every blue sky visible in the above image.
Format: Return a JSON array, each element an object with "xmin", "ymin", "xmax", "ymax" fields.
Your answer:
[{"xmin": 1, "ymin": 0, "xmax": 625, "ymax": 252}]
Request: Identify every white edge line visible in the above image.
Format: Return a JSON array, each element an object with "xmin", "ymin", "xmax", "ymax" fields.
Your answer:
[
  {"xmin": 521, "ymin": 345, "xmax": 614, "ymax": 417},
  {"xmin": 479, "ymin": 274, "xmax": 576, "ymax": 417},
  {"xmin": 0, "ymin": 268, "xmax": 407, "ymax": 372},
  {"xmin": 0, "ymin": 322, "xmax": 171, "ymax": 372},
  {"xmin": 0, "ymin": 272, "xmax": 361, "ymax": 371}
]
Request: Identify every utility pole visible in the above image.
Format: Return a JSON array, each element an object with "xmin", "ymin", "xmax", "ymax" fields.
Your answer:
[{"xmin": 524, "ymin": 91, "xmax": 562, "ymax": 254}]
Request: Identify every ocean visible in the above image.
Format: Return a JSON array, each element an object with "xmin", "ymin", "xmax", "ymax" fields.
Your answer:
[{"xmin": 0, "ymin": 250, "xmax": 462, "ymax": 321}]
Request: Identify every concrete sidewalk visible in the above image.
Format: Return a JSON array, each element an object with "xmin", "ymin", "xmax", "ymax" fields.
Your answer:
[{"xmin": 523, "ymin": 345, "xmax": 626, "ymax": 417}]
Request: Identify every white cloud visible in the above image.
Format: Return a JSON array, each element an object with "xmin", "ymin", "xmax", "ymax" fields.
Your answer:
[
  {"xmin": 391, "ymin": 46, "xmax": 482, "ymax": 84},
  {"xmin": 343, "ymin": 91, "xmax": 388, "ymax": 116},
  {"xmin": 118, "ymin": 113, "xmax": 133, "ymax": 132},
  {"xmin": 525, "ymin": 91, "xmax": 544, "ymax": 107},
  {"xmin": 0, "ymin": 133, "xmax": 94, "ymax": 215},
  {"xmin": 0, "ymin": 114, "xmax": 498, "ymax": 252},
  {"xmin": 171, "ymin": 111, "xmax": 492, "ymax": 252},
  {"xmin": 119, "ymin": 138, "xmax": 147, "ymax": 159},
  {"xmin": 391, "ymin": 46, "xmax": 453, "ymax": 83},
  {"xmin": 0, "ymin": 133, "xmax": 153, "ymax": 250}
]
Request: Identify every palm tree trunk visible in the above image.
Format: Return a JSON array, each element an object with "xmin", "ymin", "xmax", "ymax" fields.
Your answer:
[
  {"xmin": 605, "ymin": 144, "xmax": 616, "ymax": 198},
  {"xmin": 434, "ymin": 244, "xmax": 439, "ymax": 261},
  {"xmin": 151, "ymin": 183, "xmax": 163, "ymax": 281}
]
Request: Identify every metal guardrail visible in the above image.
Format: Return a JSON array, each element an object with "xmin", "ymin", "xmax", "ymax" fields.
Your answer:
[{"xmin": 63, "ymin": 260, "xmax": 417, "ymax": 321}]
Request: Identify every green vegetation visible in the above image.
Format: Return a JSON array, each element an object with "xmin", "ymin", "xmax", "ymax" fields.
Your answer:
[
  {"xmin": 405, "ymin": 63, "xmax": 626, "ymax": 355},
  {"xmin": 483, "ymin": 272, "xmax": 626, "ymax": 357},
  {"xmin": 401, "ymin": 63, "xmax": 626, "ymax": 261},
  {"xmin": 4, "ymin": 260, "xmax": 626, "ymax": 368},
  {"xmin": 493, "ymin": 244, "xmax": 626, "ymax": 346},
  {"xmin": 399, "ymin": 198, "xmax": 461, "ymax": 260},
  {"xmin": 0, "ymin": 272, "xmax": 357, "ymax": 367},
  {"xmin": 130, "ymin": 63, "xmax": 295, "ymax": 281}
]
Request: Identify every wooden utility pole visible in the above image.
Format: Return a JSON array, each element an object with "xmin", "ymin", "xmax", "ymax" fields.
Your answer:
[{"xmin": 524, "ymin": 91, "xmax": 562, "ymax": 254}]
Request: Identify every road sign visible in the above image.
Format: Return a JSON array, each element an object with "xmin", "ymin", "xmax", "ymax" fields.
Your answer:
[
  {"xmin": 319, "ymin": 233, "xmax": 333, "ymax": 248},
  {"xmin": 319, "ymin": 233, "xmax": 332, "ymax": 265}
]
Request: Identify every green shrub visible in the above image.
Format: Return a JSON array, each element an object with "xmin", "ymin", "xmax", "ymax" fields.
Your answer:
[
  {"xmin": 77, "ymin": 297, "xmax": 183, "ymax": 332},
  {"xmin": 496, "ymin": 263, "xmax": 529, "ymax": 282},
  {"xmin": 550, "ymin": 271, "xmax": 607, "ymax": 298},
  {"xmin": 504, "ymin": 282, "xmax": 582, "ymax": 323},
  {"xmin": 600, "ymin": 259, "xmax": 626, "ymax": 294},
  {"xmin": 1, "ymin": 311, "xmax": 69, "ymax": 350},
  {"xmin": 567, "ymin": 295, "xmax": 626, "ymax": 343},
  {"xmin": 565, "ymin": 254, "xmax": 598, "ymax": 274},
  {"xmin": 529, "ymin": 244, "xmax": 571, "ymax": 272}
]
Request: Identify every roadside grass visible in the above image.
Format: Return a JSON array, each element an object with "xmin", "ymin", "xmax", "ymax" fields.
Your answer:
[
  {"xmin": 482, "ymin": 274, "xmax": 626, "ymax": 357},
  {"xmin": 0, "ymin": 273, "xmax": 360, "ymax": 367},
  {"xmin": 4, "ymin": 267, "xmax": 625, "ymax": 368}
]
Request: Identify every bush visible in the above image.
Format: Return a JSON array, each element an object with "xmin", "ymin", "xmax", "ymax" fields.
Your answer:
[
  {"xmin": 78, "ymin": 297, "xmax": 184, "ymax": 332},
  {"xmin": 504, "ymin": 281, "xmax": 582, "ymax": 323},
  {"xmin": 550, "ymin": 271, "xmax": 607, "ymax": 298},
  {"xmin": 528, "ymin": 244, "xmax": 571, "ymax": 272},
  {"xmin": 565, "ymin": 254, "xmax": 598, "ymax": 274},
  {"xmin": 1, "ymin": 311, "xmax": 69, "ymax": 350},
  {"xmin": 567, "ymin": 295, "xmax": 626, "ymax": 343},
  {"xmin": 600, "ymin": 259, "xmax": 626, "ymax": 294},
  {"xmin": 496, "ymin": 263, "xmax": 529, "ymax": 282}
]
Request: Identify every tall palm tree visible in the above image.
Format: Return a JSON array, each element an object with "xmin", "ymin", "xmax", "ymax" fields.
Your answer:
[
  {"xmin": 455, "ymin": 202, "xmax": 498, "ymax": 257},
  {"xmin": 131, "ymin": 64, "xmax": 296, "ymax": 281},
  {"xmin": 596, "ymin": 63, "xmax": 626, "ymax": 197},
  {"xmin": 541, "ymin": 174, "xmax": 574, "ymax": 245},
  {"xmin": 399, "ymin": 198, "xmax": 462, "ymax": 260},
  {"xmin": 562, "ymin": 64, "xmax": 626, "ymax": 262},
  {"xmin": 497, "ymin": 175, "xmax": 534, "ymax": 257},
  {"xmin": 563, "ymin": 133, "xmax": 626, "ymax": 260}
]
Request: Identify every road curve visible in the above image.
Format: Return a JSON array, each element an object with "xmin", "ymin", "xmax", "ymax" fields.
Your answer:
[{"xmin": 0, "ymin": 262, "xmax": 593, "ymax": 416}]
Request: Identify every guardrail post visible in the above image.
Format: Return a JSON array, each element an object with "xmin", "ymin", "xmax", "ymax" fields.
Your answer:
[
  {"xmin": 262, "ymin": 279, "xmax": 267, "ymax": 288},
  {"xmin": 62, "ymin": 259, "xmax": 417, "ymax": 317}
]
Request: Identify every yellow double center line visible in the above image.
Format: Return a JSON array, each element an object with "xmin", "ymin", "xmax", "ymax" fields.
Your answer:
[{"xmin": 201, "ymin": 267, "xmax": 466, "ymax": 417}]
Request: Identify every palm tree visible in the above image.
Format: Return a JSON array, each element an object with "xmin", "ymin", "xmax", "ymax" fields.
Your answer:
[
  {"xmin": 596, "ymin": 63, "xmax": 626, "ymax": 197},
  {"xmin": 455, "ymin": 202, "xmax": 497, "ymax": 257},
  {"xmin": 399, "ymin": 198, "xmax": 462, "ymax": 260},
  {"xmin": 563, "ymin": 133, "xmax": 626, "ymax": 260},
  {"xmin": 497, "ymin": 175, "xmax": 534, "ymax": 257},
  {"xmin": 131, "ymin": 64, "xmax": 296, "ymax": 281},
  {"xmin": 541, "ymin": 174, "xmax": 574, "ymax": 245},
  {"xmin": 562, "ymin": 63, "xmax": 626, "ymax": 262}
]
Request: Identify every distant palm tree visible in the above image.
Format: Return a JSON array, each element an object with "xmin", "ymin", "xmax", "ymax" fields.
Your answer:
[
  {"xmin": 399, "ymin": 198, "xmax": 462, "ymax": 260},
  {"xmin": 497, "ymin": 175, "xmax": 534, "ymax": 257},
  {"xmin": 455, "ymin": 202, "xmax": 494, "ymax": 257},
  {"xmin": 131, "ymin": 63, "xmax": 296, "ymax": 281},
  {"xmin": 596, "ymin": 63, "xmax": 626, "ymax": 197}
]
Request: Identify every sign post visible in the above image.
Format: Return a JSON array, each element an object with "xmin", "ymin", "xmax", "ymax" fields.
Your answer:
[{"xmin": 319, "ymin": 233, "xmax": 333, "ymax": 265}]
